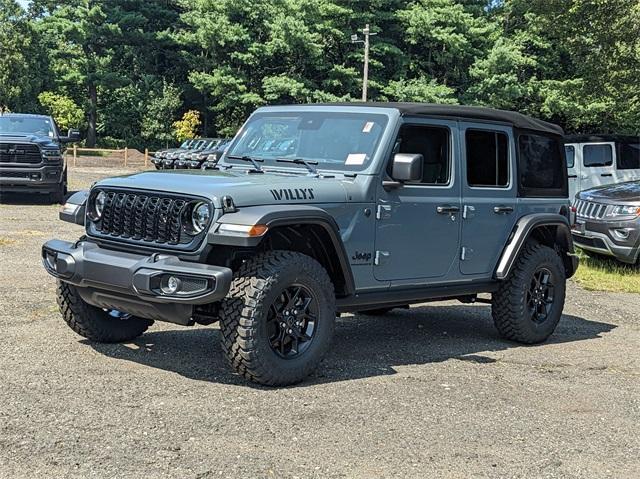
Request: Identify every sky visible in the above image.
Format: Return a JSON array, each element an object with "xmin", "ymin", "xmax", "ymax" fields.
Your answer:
[{"xmin": 17, "ymin": 0, "xmax": 30, "ymax": 9}]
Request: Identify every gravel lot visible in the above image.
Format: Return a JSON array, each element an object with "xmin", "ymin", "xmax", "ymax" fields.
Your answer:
[{"xmin": 1, "ymin": 167, "xmax": 639, "ymax": 479}]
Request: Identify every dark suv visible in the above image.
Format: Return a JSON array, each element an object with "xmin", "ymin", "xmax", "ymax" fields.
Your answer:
[
  {"xmin": 43, "ymin": 103, "xmax": 578, "ymax": 386},
  {"xmin": 0, "ymin": 113, "xmax": 80, "ymax": 203},
  {"xmin": 572, "ymin": 180, "xmax": 640, "ymax": 263}
]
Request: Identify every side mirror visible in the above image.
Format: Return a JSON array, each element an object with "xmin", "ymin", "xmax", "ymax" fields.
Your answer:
[
  {"xmin": 390, "ymin": 153, "xmax": 423, "ymax": 182},
  {"xmin": 61, "ymin": 129, "xmax": 81, "ymax": 143}
]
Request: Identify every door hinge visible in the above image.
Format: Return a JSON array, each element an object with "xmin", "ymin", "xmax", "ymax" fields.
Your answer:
[
  {"xmin": 374, "ymin": 250, "xmax": 389, "ymax": 265},
  {"xmin": 461, "ymin": 246, "xmax": 474, "ymax": 261},
  {"xmin": 376, "ymin": 204, "xmax": 392, "ymax": 220}
]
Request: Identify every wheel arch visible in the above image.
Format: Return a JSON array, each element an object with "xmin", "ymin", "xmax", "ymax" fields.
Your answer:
[
  {"xmin": 208, "ymin": 205, "xmax": 355, "ymax": 297},
  {"xmin": 495, "ymin": 213, "xmax": 578, "ymax": 280}
]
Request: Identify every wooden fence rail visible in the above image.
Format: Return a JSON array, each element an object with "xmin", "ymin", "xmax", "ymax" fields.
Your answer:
[{"xmin": 65, "ymin": 145, "xmax": 154, "ymax": 168}]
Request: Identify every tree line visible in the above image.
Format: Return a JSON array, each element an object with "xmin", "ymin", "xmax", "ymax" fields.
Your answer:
[{"xmin": 1, "ymin": 0, "xmax": 638, "ymax": 149}]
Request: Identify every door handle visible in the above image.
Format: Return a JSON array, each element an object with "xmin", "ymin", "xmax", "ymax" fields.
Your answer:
[
  {"xmin": 601, "ymin": 173, "xmax": 613, "ymax": 177},
  {"xmin": 493, "ymin": 205, "xmax": 514, "ymax": 214},
  {"xmin": 568, "ymin": 174, "xmax": 577, "ymax": 179},
  {"xmin": 436, "ymin": 205, "xmax": 460, "ymax": 214}
]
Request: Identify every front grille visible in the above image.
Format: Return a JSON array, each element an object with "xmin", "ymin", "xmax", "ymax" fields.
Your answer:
[
  {"xmin": 574, "ymin": 199, "xmax": 607, "ymax": 220},
  {"xmin": 87, "ymin": 189, "xmax": 209, "ymax": 251},
  {"xmin": 0, "ymin": 143, "xmax": 42, "ymax": 165}
]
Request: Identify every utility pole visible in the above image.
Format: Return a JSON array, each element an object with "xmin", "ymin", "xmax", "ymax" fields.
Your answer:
[{"xmin": 351, "ymin": 24, "xmax": 377, "ymax": 102}]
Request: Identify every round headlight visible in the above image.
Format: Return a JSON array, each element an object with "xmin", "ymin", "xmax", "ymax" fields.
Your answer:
[
  {"xmin": 89, "ymin": 190, "xmax": 106, "ymax": 221},
  {"xmin": 191, "ymin": 202, "xmax": 211, "ymax": 234}
]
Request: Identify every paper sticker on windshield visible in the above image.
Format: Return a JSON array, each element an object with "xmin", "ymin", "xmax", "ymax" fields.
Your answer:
[
  {"xmin": 345, "ymin": 153, "xmax": 367, "ymax": 165},
  {"xmin": 362, "ymin": 122, "xmax": 374, "ymax": 133}
]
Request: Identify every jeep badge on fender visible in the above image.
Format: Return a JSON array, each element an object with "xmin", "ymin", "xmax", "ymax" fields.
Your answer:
[{"xmin": 42, "ymin": 103, "xmax": 578, "ymax": 386}]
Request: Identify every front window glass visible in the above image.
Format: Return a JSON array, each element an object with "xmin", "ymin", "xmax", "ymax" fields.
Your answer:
[
  {"xmin": 0, "ymin": 116, "xmax": 55, "ymax": 137},
  {"xmin": 225, "ymin": 112, "xmax": 389, "ymax": 171},
  {"xmin": 583, "ymin": 144, "xmax": 613, "ymax": 167}
]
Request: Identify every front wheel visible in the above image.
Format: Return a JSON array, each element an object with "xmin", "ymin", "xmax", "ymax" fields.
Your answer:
[
  {"xmin": 219, "ymin": 251, "xmax": 336, "ymax": 386},
  {"xmin": 492, "ymin": 241, "xmax": 566, "ymax": 344},
  {"xmin": 56, "ymin": 281, "xmax": 153, "ymax": 342}
]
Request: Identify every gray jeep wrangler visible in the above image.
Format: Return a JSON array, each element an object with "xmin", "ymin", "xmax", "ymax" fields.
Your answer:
[{"xmin": 42, "ymin": 103, "xmax": 578, "ymax": 386}]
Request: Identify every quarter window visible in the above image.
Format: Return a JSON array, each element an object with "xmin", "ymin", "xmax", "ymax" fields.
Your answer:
[
  {"xmin": 466, "ymin": 129, "xmax": 509, "ymax": 187},
  {"xmin": 519, "ymin": 134, "xmax": 565, "ymax": 192},
  {"xmin": 618, "ymin": 142, "xmax": 640, "ymax": 169},
  {"xmin": 564, "ymin": 145, "xmax": 575, "ymax": 168},
  {"xmin": 583, "ymin": 144, "xmax": 613, "ymax": 167}
]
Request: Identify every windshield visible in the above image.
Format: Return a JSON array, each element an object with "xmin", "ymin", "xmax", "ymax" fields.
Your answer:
[
  {"xmin": 180, "ymin": 140, "xmax": 191, "ymax": 148},
  {"xmin": 224, "ymin": 111, "xmax": 389, "ymax": 171},
  {"xmin": 0, "ymin": 116, "xmax": 56, "ymax": 137}
]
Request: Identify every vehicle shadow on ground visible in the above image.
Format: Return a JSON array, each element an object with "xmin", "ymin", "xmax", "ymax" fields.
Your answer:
[
  {"xmin": 0, "ymin": 190, "xmax": 74, "ymax": 204},
  {"xmin": 87, "ymin": 303, "xmax": 616, "ymax": 388}
]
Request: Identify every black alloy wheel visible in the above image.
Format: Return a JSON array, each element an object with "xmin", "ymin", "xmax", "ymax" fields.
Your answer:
[
  {"xmin": 267, "ymin": 284, "xmax": 318, "ymax": 359},
  {"xmin": 526, "ymin": 267, "xmax": 555, "ymax": 324}
]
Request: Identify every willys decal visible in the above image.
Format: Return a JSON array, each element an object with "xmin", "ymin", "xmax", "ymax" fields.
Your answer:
[{"xmin": 270, "ymin": 188, "xmax": 315, "ymax": 201}]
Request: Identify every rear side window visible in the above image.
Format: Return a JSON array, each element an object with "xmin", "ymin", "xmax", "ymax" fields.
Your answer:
[
  {"xmin": 518, "ymin": 134, "xmax": 566, "ymax": 196},
  {"xmin": 618, "ymin": 142, "xmax": 640, "ymax": 169},
  {"xmin": 583, "ymin": 144, "xmax": 613, "ymax": 167},
  {"xmin": 564, "ymin": 145, "xmax": 575, "ymax": 168},
  {"xmin": 466, "ymin": 130, "xmax": 509, "ymax": 187}
]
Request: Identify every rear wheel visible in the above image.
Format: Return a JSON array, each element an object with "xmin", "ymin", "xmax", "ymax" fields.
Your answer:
[
  {"xmin": 56, "ymin": 281, "xmax": 152, "ymax": 342},
  {"xmin": 492, "ymin": 241, "xmax": 566, "ymax": 344},
  {"xmin": 219, "ymin": 251, "xmax": 335, "ymax": 386}
]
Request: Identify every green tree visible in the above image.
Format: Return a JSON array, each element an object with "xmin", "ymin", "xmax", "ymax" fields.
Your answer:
[
  {"xmin": 38, "ymin": 91, "xmax": 84, "ymax": 131},
  {"xmin": 173, "ymin": 110, "xmax": 201, "ymax": 141},
  {"xmin": 141, "ymin": 82, "xmax": 182, "ymax": 148},
  {"xmin": 0, "ymin": 0, "xmax": 48, "ymax": 111}
]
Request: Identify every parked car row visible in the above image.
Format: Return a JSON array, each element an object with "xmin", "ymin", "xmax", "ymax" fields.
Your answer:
[{"xmin": 151, "ymin": 138, "xmax": 231, "ymax": 170}]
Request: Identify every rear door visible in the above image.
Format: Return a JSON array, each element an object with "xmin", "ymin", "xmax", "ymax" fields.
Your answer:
[
  {"xmin": 459, "ymin": 123, "xmax": 518, "ymax": 276},
  {"xmin": 581, "ymin": 142, "xmax": 616, "ymax": 191}
]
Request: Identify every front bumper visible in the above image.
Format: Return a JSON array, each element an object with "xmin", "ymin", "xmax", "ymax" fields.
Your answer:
[
  {"xmin": 0, "ymin": 165, "xmax": 63, "ymax": 192},
  {"xmin": 42, "ymin": 239, "xmax": 233, "ymax": 325},
  {"xmin": 572, "ymin": 219, "xmax": 639, "ymax": 264}
]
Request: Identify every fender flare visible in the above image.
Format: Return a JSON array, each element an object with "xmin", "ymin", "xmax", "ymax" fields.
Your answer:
[
  {"xmin": 495, "ymin": 213, "xmax": 577, "ymax": 280},
  {"xmin": 209, "ymin": 205, "xmax": 355, "ymax": 295},
  {"xmin": 59, "ymin": 189, "xmax": 89, "ymax": 225}
]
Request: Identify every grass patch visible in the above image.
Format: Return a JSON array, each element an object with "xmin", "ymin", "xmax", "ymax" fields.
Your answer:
[{"xmin": 573, "ymin": 249, "xmax": 640, "ymax": 294}]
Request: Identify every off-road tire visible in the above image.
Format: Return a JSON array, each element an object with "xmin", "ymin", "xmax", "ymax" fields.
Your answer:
[
  {"xmin": 56, "ymin": 281, "xmax": 152, "ymax": 342},
  {"xmin": 219, "ymin": 251, "xmax": 336, "ymax": 386},
  {"xmin": 358, "ymin": 307, "xmax": 394, "ymax": 316},
  {"xmin": 50, "ymin": 170, "xmax": 67, "ymax": 204},
  {"xmin": 492, "ymin": 241, "xmax": 566, "ymax": 344}
]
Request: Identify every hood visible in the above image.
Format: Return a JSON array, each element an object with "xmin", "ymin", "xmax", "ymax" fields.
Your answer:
[
  {"xmin": 578, "ymin": 180, "xmax": 640, "ymax": 204},
  {"xmin": 94, "ymin": 169, "xmax": 349, "ymax": 208},
  {"xmin": 0, "ymin": 133, "xmax": 59, "ymax": 149}
]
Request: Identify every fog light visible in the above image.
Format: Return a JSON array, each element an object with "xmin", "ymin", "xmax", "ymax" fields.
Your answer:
[
  {"xmin": 612, "ymin": 228, "xmax": 630, "ymax": 240},
  {"xmin": 161, "ymin": 276, "xmax": 182, "ymax": 295}
]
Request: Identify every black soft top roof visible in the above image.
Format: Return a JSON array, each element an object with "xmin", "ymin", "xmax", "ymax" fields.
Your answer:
[
  {"xmin": 314, "ymin": 102, "xmax": 564, "ymax": 136},
  {"xmin": 564, "ymin": 134, "xmax": 640, "ymax": 144}
]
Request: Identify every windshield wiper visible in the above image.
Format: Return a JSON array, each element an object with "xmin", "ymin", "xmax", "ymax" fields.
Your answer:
[
  {"xmin": 276, "ymin": 158, "xmax": 319, "ymax": 175},
  {"xmin": 226, "ymin": 155, "xmax": 264, "ymax": 173}
]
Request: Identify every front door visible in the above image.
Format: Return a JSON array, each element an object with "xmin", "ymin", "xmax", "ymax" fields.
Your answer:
[
  {"xmin": 459, "ymin": 123, "xmax": 518, "ymax": 276},
  {"xmin": 374, "ymin": 118, "xmax": 461, "ymax": 282}
]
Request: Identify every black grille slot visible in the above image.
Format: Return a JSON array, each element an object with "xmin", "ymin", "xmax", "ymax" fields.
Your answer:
[
  {"xmin": 0, "ymin": 143, "xmax": 42, "ymax": 164},
  {"xmin": 89, "ymin": 189, "xmax": 205, "ymax": 251}
]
